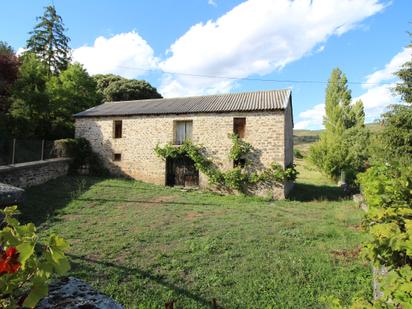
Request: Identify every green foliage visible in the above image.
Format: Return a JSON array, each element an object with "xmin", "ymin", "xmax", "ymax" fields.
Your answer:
[
  {"xmin": 93, "ymin": 74, "xmax": 162, "ymax": 103},
  {"xmin": 9, "ymin": 54, "xmax": 98, "ymax": 139},
  {"xmin": 0, "ymin": 42, "xmax": 19, "ymax": 113},
  {"xmin": 327, "ymin": 31, "xmax": 412, "ymax": 308},
  {"xmin": 0, "ymin": 41, "xmax": 19, "ymax": 137},
  {"xmin": 154, "ymin": 135, "xmax": 297, "ymax": 193},
  {"xmin": 309, "ymin": 68, "xmax": 369, "ymax": 185},
  {"xmin": 370, "ymin": 105, "xmax": 412, "ymax": 166},
  {"xmin": 394, "ymin": 30, "xmax": 412, "ymax": 104},
  {"xmin": 317, "ymin": 166, "xmax": 412, "ymax": 308},
  {"xmin": 54, "ymin": 138, "xmax": 108, "ymax": 176},
  {"xmin": 324, "ymin": 68, "xmax": 352, "ymax": 134},
  {"xmin": 294, "ymin": 148, "xmax": 304, "ymax": 159},
  {"xmin": 358, "ymin": 165, "xmax": 412, "ymax": 264},
  {"xmin": 9, "ymin": 53, "xmax": 51, "ymax": 138},
  {"xmin": 228, "ymin": 133, "xmax": 252, "ymax": 163},
  {"xmin": 0, "ymin": 206, "xmax": 70, "ymax": 308},
  {"xmin": 47, "ymin": 63, "xmax": 99, "ymax": 137},
  {"xmin": 26, "ymin": 5, "xmax": 71, "ymax": 74},
  {"xmin": 354, "ymin": 164, "xmax": 412, "ymax": 307}
]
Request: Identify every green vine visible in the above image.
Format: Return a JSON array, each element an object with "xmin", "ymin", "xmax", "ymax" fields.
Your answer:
[{"xmin": 154, "ymin": 135, "xmax": 297, "ymax": 193}]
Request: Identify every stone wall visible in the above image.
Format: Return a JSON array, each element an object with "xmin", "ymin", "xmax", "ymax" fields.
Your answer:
[
  {"xmin": 0, "ymin": 158, "xmax": 71, "ymax": 188},
  {"xmin": 75, "ymin": 109, "xmax": 293, "ymax": 198}
]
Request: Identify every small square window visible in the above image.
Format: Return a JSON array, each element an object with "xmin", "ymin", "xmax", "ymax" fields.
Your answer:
[
  {"xmin": 234, "ymin": 158, "xmax": 246, "ymax": 168},
  {"xmin": 113, "ymin": 153, "xmax": 122, "ymax": 161},
  {"xmin": 233, "ymin": 118, "xmax": 246, "ymax": 138},
  {"xmin": 114, "ymin": 120, "xmax": 122, "ymax": 138}
]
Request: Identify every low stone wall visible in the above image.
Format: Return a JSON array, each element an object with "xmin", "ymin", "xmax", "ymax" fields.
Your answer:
[
  {"xmin": 0, "ymin": 158, "xmax": 71, "ymax": 188},
  {"xmin": 0, "ymin": 183, "xmax": 25, "ymax": 207}
]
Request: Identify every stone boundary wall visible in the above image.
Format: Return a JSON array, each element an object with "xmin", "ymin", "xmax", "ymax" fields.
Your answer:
[{"xmin": 0, "ymin": 158, "xmax": 71, "ymax": 188}]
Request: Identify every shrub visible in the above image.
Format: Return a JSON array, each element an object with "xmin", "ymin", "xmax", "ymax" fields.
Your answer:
[
  {"xmin": 309, "ymin": 127, "xmax": 369, "ymax": 185},
  {"xmin": 0, "ymin": 206, "xmax": 70, "ymax": 308},
  {"xmin": 356, "ymin": 164, "xmax": 412, "ymax": 307},
  {"xmin": 294, "ymin": 149, "xmax": 304, "ymax": 159},
  {"xmin": 54, "ymin": 138, "xmax": 108, "ymax": 176}
]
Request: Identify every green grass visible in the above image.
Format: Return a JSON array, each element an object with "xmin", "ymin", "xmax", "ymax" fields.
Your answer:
[{"xmin": 19, "ymin": 161, "xmax": 371, "ymax": 308}]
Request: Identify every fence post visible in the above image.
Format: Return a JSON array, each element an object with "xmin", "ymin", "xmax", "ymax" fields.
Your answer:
[
  {"xmin": 41, "ymin": 139, "xmax": 45, "ymax": 160},
  {"xmin": 11, "ymin": 138, "xmax": 16, "ymax": 164}
]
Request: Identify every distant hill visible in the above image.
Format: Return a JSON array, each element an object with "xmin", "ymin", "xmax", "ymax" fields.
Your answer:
[{"xmin": 293, "ymin": 122, "xmax": 382, "ymax": 152}]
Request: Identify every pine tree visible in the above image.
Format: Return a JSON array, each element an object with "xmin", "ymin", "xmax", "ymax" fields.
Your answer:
[
  {"xmin": 323, "ymin": 68, "xmax": 352, "ymax": 134},
  {"xmin": 26, "ymin": 5, "xmax": 71, "ymax": 75}
]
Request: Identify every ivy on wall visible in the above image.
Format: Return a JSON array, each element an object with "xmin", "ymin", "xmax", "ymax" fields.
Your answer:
[{"xmin": 154, "ymin": 134, "xmax": 297, "ymax": 193}]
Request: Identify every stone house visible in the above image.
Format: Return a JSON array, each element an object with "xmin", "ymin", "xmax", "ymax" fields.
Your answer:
[{"xmin": 74, "ymin": 89, "xmax": 294, "ymax": 198}]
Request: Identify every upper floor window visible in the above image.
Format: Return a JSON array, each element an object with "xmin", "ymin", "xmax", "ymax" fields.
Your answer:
[
  {"xmin": 175, "ymin": 120, "xmax": 192, "ymax": 145},
  {"xmin": 113, "ymin": 120, "xmax": 122, "ymax": 138},
  {"xmin": 233, "ymin": 117, "xmax": 246, "ymax": 138}
]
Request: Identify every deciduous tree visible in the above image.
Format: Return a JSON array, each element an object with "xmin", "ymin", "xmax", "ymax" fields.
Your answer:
[
  {"xmin": 310, "ymin": 68, "xmax": 368, "ymax": 184},
  {"xmin": 0, "ymin": 41, "xmax": 19, "ymax": 136},
  {"xmin": 9, "ymin": 53, "xmax": 51, "ymax": 138},
  {"xmin": 93, "ymin": 74, "xmax": 162, "ymax": 103},
  {"xmin": 48, "ymin": 63, "xmax": 99, "ymax": 137}
]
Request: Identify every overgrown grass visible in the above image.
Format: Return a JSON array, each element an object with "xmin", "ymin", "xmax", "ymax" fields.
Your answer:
[{"xmin": 20, "ymin": 160, "xmax": 371, "ymax": 308}]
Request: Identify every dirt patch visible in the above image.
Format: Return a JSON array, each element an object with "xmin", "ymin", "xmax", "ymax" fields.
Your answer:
[
  {"xmin": 348, "ymin": 224, "xmax": 363, "ymax": 232},
  {"xmin": 185, "ymin": 211, "xmax": 204, "ymax": 220},
  {"xmin": 185, "ymin": 209, "xmax": 226, "ymax": 221},
  {"xmin": 331, "ymin": 246, "xmax": 362, "ymax": 262},
  {"xmin": 61, "ymin": 213, "xmax": 86, "ymax": 221},
  {"xmin": 114, "ymin": 195, "xmax": 176, "ymax": 211}
]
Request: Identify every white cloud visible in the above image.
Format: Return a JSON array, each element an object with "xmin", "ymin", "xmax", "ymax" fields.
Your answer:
[
  {"xmin": 16, "ymin": 47, "xmax": 27, "ymax": 56},
  {"xmin": 364, "ymin": 47, "xmax": 411, "ymax": 87},
  {"xmin": 295, "ymin": 47, "xmax": 411, "ymax": 130},
  {"xmin": 354, "ymin": 47, "xmax": 411, "ymax": 122},
  {"xmin": 295, "ymin": 103, "xmax": 325, "ymax": 130},
  {"xmin": 208, "ymin": 0, "xmax": 217, "ymax": 7},
  {"xmin": 353, "ymin": 83, "xmax": 398, "ymax": 123},
  {"xmin": 72, "ymin": 31, "xmax": 158, "ymax": 78},
  {"xmin": 159, "ymin": 0, "xmax": 385, "ymax": 97}
]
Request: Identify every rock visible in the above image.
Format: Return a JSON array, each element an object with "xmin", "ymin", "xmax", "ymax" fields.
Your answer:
[
  {"xmin": 353, "ymin": 193, "xmax": 368, "ymax": 212},
  {"xmin": 0, "ymin": 182, "xmax": 24, "ymax": 207},
  {"xmin": 36, "ymin": 277, "xmax": 124, "ymax": 309}
]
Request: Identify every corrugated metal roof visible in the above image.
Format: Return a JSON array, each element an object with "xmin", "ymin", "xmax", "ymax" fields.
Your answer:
[{"xmin": 74, "ymin": 89, "xmax": 291, "ymax": 118}]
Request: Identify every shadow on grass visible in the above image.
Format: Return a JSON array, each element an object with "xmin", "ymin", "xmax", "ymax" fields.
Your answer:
[
  {"xmin": 19, "ymin": 176, "xmax": 106, "ymax": 226},
  {"xmin": 76, "ymin": 197, "xmax": 221, "ymax": 207},
  {"xmin": 289, "ymin": 182, "xmax": 347, "ymax": 202},
  {"xmin": 68, "ymin": 253, "xmax": 222, "ymax": 308}
]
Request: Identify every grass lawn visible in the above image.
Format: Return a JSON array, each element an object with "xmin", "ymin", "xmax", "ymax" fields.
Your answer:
[{"xmin": 19, "ymin": 158, "xmax": 371, "ymax": 308}]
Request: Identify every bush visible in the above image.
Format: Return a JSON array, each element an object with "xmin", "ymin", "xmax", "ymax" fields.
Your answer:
[
  {"xmin": 356, "ymin": 164, "xmax": 412, "ymax": 307},
  {"xmin": 369, "ymin": 105, "xmax": 412, "ymax": 166},
  {"xmin": 294, "ymin": 149, "xmax": 304, "ymax": 159},
  {"xmin": 54, "ymin": 138, "xmax": 108, "ymax": 176},
  {"xmin": 0, "ymin": 206, "xmax": 70, "ymax": 308},
  {"xmin": 309, "ymin": 127, "xmax": 369, "ymax": 185}
]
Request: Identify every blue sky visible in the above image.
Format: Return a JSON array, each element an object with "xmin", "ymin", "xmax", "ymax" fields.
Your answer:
[{"xmin": 1, "ymin": 0, "xmax": 411, "ymax": 129}]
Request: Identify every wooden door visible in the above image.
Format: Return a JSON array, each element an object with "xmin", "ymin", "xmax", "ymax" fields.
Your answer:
[{"xmin": 166, "ymin": 156, "xmax": 199, "ymax": 187}]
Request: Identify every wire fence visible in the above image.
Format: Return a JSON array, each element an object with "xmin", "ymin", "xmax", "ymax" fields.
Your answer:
[{"xmin": 0, "ymin": 138, "xmax": 58, "ymax": 166}]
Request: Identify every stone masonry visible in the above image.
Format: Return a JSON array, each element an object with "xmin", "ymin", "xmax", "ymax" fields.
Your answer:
[
  {"xmin": 0, "ymin": 158, "xmax": 71, "ymax": 188},
  {"xmin": 75, "ymin": 101, "xmax": 293, "ymax": 198}
]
